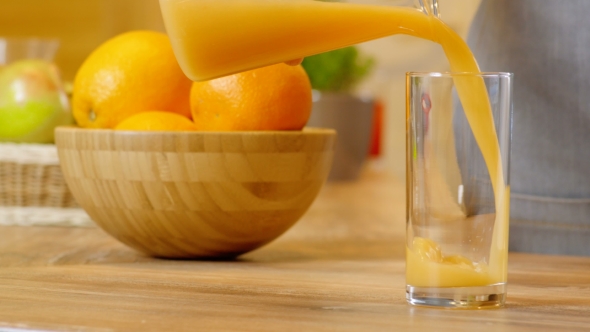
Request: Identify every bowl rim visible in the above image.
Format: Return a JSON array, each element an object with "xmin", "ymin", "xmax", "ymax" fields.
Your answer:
[{"xmin": 54, "ymin": 126, "xmax": 337, "ymax": 137}]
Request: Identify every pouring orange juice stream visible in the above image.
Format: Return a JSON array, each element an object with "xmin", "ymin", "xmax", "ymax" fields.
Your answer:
[{"xmin": 160, "ymin": 0, "xmax": 509, "ymax": 288}]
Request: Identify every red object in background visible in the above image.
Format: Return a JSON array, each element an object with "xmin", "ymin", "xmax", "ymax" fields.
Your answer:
[{"xmin": 369, "ymin": 99, "xmax": 384, "ymax": 157}]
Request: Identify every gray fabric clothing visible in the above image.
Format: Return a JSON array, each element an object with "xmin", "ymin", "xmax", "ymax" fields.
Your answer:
[{"xmin": 467, "ymin": 0, "xmax": 590, "ymax": 256}]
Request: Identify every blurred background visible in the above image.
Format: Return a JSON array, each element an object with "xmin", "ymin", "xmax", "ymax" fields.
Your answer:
[{"xmin": 0, "ymin": 0, "xmax": 481, "ymax": 179}]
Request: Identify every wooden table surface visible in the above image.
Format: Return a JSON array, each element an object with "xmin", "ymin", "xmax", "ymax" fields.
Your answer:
[{"xmin": 1, "ymin": 168, "xmax": 590, "ymax": 332}]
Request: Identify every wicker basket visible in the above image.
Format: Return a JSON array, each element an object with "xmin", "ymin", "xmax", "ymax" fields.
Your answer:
[{"xmin": 0, "ymin": 143, "xmax": 93, "ymax": 227}]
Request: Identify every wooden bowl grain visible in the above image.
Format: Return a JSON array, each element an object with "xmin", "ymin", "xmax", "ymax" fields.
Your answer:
[{"xmin": 54, "ymin": 126, "xmax": 336, "ymax": 258}]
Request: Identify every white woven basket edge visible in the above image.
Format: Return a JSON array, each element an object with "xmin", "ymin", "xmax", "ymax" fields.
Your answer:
[
  {"xmin": 0, "ymin": 206, "xmax": 94, "ymax": 227},
  {"xmin": 0, "ymin": 142, "xmax": 60, "ymax": 165}
]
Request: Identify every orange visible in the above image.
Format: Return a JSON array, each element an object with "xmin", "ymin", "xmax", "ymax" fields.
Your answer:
[
  {"xmin": 114, "ymin": 111, "xmax": 197, "ymax": 132},
  {"xmin": 190, "ymin": 63, "xmax": 312, "ymax": 131},
  {"xmin": 72, "ymin": 30, "xmax": 192, "ymax": 129}
]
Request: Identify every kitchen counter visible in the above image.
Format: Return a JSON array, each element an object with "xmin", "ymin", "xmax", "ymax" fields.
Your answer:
[{"xmin": 1, "ymin": 167, "xmax": 589, "ymax": 331}]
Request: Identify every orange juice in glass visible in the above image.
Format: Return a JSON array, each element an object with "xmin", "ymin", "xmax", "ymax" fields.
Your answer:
[
  {"xmin": 406, "ymin": 71, "xmax": 512, "ymax": 308},
  {"xmin": 159, "ymin": 0, "xmax": 511, "ymax": 308}
]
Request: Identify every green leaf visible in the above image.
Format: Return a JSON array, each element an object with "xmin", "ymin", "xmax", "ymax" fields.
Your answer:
[{"xmin": 301, "ymin": 46, "xmax": 375, "ymax": 93}]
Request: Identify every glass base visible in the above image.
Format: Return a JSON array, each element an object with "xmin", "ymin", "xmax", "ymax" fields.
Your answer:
[{"xmin": 406, "ymin": 283, "xmax": 506, "ymax": 309}]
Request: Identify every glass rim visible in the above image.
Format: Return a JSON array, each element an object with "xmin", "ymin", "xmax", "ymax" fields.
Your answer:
[
  {"xmin": 0, "ymin": 37, "xmax": 59, "ymax": 43},
  {"xmin": 407, "ymin": 71, "xmax": 513, "ymax": 78}
]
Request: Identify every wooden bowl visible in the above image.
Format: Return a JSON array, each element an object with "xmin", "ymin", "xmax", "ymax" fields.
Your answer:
[{"xmin": 54, "ymin": 127, "xmax": 336, "ymax": 258}]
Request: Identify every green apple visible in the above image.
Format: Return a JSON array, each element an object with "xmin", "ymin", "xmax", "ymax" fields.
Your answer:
[{"xmin": 0, "ymin": 59, "xmax": 74, "ymax": 143}]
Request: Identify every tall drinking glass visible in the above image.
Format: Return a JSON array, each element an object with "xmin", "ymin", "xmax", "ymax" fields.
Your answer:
[{"xmin": 406, "ymin": 72, "xmax": 513, "ymax": 308}]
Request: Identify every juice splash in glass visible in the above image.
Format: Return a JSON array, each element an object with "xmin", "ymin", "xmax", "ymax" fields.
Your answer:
[{"xmin": 159, "ymin": 0, "xmax": 511, "ymax": 308}]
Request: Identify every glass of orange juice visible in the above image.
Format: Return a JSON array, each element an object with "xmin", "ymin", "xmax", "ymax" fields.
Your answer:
[{"xmin": 406, "ymin": 72, "xmax": 513, "ymax": 308}]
